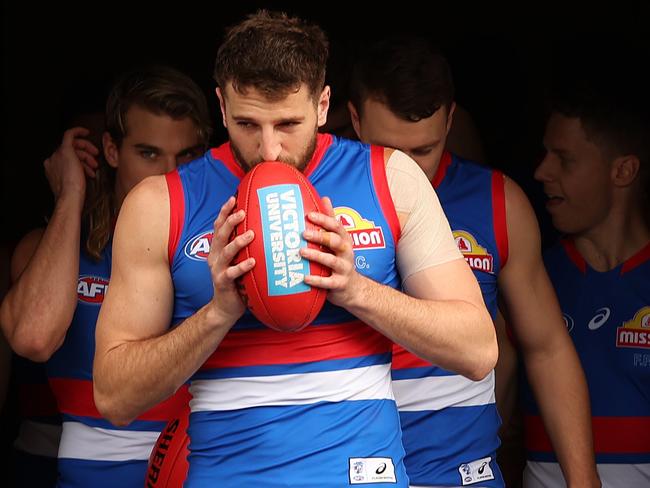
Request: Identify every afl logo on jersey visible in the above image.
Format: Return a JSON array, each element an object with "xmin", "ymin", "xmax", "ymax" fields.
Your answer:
[
  {"xmin": 184, "ymin": 231, "xmax": 213, "ymax": 261},
  {"xmin": 334, "ymin": 207, "xmax": 386, "ymax": 250},
  {"xmin": 616, "ymin": 306, "xmax": 650, "ymax": 349},
  {"xmin": 453, "ymin": 230, "xmax": 494, "ymax": 273},
  {"xmin": 77, "ymin": 276, "xmax": 109, "ymax": 304}
]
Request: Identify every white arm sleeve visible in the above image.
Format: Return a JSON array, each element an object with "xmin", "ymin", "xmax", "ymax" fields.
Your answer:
[{"xmin": 385, "ymin": 150, "xmax": 462, "ymax": 282}]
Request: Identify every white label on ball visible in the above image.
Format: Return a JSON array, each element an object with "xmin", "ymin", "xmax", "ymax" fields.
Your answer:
[{"xmin": 258, "ymin": 184, "xmax": 310, "ymax": 296}]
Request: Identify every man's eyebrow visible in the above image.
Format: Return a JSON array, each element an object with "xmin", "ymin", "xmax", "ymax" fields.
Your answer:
[
  {"xmin": 133, "ymin": 143, "xmax": 160, "ymax": 151},
  {"xmin": 232, "ymin": 115, "xmax": 305, "ymax": 124}
]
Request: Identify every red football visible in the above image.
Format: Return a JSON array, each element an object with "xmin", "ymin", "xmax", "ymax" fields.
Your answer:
[
  {"xmin": 145, "ymin": 405, "xmax": 190, "ymax": 487},
  {"xmin": 233, "ymin": 161, "xmax": 330, "ymax": 332}
]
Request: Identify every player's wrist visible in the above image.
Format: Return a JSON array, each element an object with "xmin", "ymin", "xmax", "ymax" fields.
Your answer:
[
  {"xmin": 202, "ymin": 301, "xmax": 241, "ymax": 332},
  {"xmin": 56, "ymin": 187, "xmax": 86, "ymax": 208},
  {"xmin": 566, "ymin": 471, "xmax": 601, "ymax": 488},
  {"xmin": 339, "ymin": 272, "xmax": 373, "ymax": 312}
]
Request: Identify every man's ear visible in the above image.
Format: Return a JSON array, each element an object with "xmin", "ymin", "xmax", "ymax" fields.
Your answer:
[
  {"xmin": 316, "ymin": 85, "xmax": 331, "ymax": 127},
  {"xmin": 348, "ymin": 101, "xmax": 361, "ymax": 140},
  {"xmin": 216, "ymin": 87, "xmax": 228, "ymax": 128},
  {"xmin": 103, "ymin": 132, "xmax": 119, "ymax": 169},
  {"xmin": 612, "ymin": 154, "xmax": 641, "ymax": 187}
]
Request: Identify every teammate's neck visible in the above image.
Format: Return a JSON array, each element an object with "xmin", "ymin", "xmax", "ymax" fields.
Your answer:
[{"xmin": 573, "ymin": 204, "xmax": 650, "ymax": 271}]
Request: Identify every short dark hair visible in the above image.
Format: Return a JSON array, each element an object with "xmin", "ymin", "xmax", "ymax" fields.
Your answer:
[
  {"xmin": 548, "ymin": 42, "xmax": 650, "ymax": 220},
  {"xmin": 105, "ymin": 65, "xmax": 212, "ymax": 147},
  {"xmin": 349, "ymin": 35, "xmax": 454, "ymax": 121},
  {"xmin": 548, "ymin": 52, "xmax": 650, "ymax": 170},
  {"xmin": 214, "ymin": 10, "xmax": 329, "ymax": 101}
]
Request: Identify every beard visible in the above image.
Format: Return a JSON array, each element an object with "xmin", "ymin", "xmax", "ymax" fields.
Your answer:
[{"xmin": 230, "ymin": 126, "xmax": 318, "ymax": 173}]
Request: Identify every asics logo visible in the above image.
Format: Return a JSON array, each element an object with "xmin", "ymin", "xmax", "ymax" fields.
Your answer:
[{"xmin": 588, "ymin": 307, "xmax": 611, "ymax": 330}]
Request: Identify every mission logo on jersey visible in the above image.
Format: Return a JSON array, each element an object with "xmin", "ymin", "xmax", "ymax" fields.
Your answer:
[
  {"xmin": 453, "ymin": 230, "xmax": 494, "ymax": 273},
  {"xmin": 616, "ymin": 306, "xmax": 650, "ymax": 349},
  {"xmin": 335, "ymin": 207, "xmax": 385, "ymax": 250},
  {"xmin": 77, "ymin": 276, "xmax": 109, "ymax": 304}
]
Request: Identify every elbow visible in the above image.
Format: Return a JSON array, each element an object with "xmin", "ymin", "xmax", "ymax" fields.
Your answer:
[
  {"xmin": 7, "ymin": 327, "xmax": 61, "ymax": 362},
  {"xmin": 93, "ymin": 385, "xmax": 135, "ymax": 427},
  {"xmin": 465, "ymin": 351, "xmax": 497, "ymax": 382},
  {"xmin": 1, "ymin": 305, "xmax": 65, "ymax": 362},
  {"xmin": 466, "ymin": 318, "xmax": 499, "ymax": 382}
]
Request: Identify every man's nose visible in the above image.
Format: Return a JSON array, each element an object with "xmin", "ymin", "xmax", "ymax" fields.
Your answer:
[{"xmin": 260, "ymin": 129, "xmax": 282, "ymax": 162}]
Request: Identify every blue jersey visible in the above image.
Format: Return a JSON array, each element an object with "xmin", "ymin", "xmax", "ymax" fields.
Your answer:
[
  {"xmin": 523, "ymin": 239, "xmax": 650, "ymax": 486},
  {"xmin": 392, "ymin": 152, "xmax": 507, "ymax": 487},
  {"xmin": 46, "ymin": 243, "xmax": 190, "ymax": 488},
  {"xmin": 168, "ymin": 134, "xmax": 409, "ymax": 487}
]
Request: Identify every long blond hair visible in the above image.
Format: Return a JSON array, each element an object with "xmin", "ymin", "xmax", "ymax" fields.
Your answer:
[{"xmin": 83, "ymin": 65, "xmax": 212, "ymax": 260}]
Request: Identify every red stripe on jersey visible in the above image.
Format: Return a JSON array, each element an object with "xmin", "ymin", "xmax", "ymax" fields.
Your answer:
[
  {"xmin": 392, "ymin": 343, "xmax": 430, "ymax": 370},
  {"xmin": 19, "ymin": 383, "xmax": 59, "ymax": 418},
  {"xmin": 621, "ymin": 241, "xmax": 650, "ymax": 275},
  {"xmin": 166, "ymin": 171, "xmax": 185, "ymax": 266},
  {"xmin": 370, "ymin": 146, "xmax": 401, "ymax": 247},
  {"xmin": 525, "ymin": 414, "xmax": 650, "ymax": 453},
  {"xmin": 49, "ymin": 378, "xmax": 190, "ymax": 421},
  {"xmin": 431, "ymin": 151, "xmax": 452, "ymax": 189},
  {"xmin": 304, "ymin": 133, "xmax": 333, "ymax": 177},
  {"xmin": 491, "ymin": 170, "xmax": 509, "ymax": 268},
  {"xmin": 561, "ymin": 238, "xmax": 587, "ymax": 274},
  {"xmin": 201, "ymin": 321, "xmax": 391, "ymax": 370},
  {"xmin": 211, "ymin": 143, "xmax": 245, "ymax": 178}
]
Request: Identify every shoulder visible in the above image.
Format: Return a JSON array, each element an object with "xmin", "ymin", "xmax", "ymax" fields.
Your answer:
[
  {"xmin": 503, "ymin": 175, "xmax": 532, "ymax": 208},
  {"xmin": 119, "ymin": 174, "xmax": 171, "ymax": 226},
  {"xmin": 10, "ymin": 228, "xmax": 45, "ymax": 281},
  {"xmin": 498, "ymin": 175, "xmax": 544, "ymax": 273},
  {"xmin": 385, "ymin": 148, "xmax": 425, "ymax": 179},
  {"xmin": 125, "ymin": 174, "xmax": 170, "ymax": 207},
  {"xmin": 114, "ymin": 175, "xmax": 170, "ymax": 251},
  {"xmin": 501, "ymin": 175, "xmax": 539, "ymax": 235},
  {"xmin": 383, "ymin": 149, "xmax": 440, "ymax": 223}
]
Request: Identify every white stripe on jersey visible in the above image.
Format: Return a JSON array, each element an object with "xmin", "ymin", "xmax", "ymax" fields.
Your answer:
[
  {"xmin": 190, "ymin": 363, "xmax": 394, "ymax": 412},
  {"xmin": 524, "ymin": 461, "xmax": 650, "ymax": 488},
  {"xmin": 58, "ymin": 421, "xmax": 158, "ymax": 461},
  {"xmin": 393, "ymin": 370, "xmax": 495, "ymax": 411}
]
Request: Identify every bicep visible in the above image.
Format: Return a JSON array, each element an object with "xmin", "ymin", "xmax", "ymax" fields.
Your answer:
[
  {"xmin": 96, "ymin": 180, "xmax": 173, "ymax": 351},
  {"xmin": 497, "ymin": 177, "xmax": 565, "ymax": 352},
  {"xmin": 403, "ymin": 258, "xmax": 485, "ymax": 308}
]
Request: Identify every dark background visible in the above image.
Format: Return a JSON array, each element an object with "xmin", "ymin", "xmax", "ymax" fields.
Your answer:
[
  {"xmin": 3, "ymin": 1, "xmax": 649, "ymax": 247},
  {"xmin": 1, "ymin": 0, "xmax": 649, "ymax": 479}
]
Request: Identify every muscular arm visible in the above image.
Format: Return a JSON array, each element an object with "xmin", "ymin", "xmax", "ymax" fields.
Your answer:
[
  {"xmin": 0, "ymin": 128, "xmax": 98, "ymax": 361},
  {"xmin": 93, "ymin": 180, "xmax": 254, "ymax": 425},
  {"xmin": 497, "ymin": 177, "xmax": 599, "ymax": 487},
  {"xmin": 304, "ymin": 149, "xmax": 497, "ymax": 380},
  {"xmin": 1, "ymin": 210, "xmax": 83, "ymax": 361}
]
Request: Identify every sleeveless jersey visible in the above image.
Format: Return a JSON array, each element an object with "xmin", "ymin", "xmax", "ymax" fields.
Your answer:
[
  {"xmin": 46, "ymin": 243, "xmax": 190, "ymax": 488},
  {"xmin": 392, "ymin": 152, "xmax": 508, "ymax": 487},
  {"xmin": 523, "ymin": 239, "xmax": 650, "ymax": 487},
  {"xmin": 168, "ymin": 134, "xmax": 409, "ymax": 487}
]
